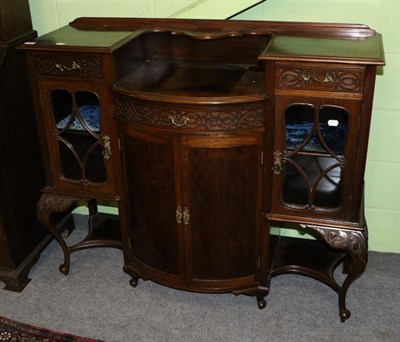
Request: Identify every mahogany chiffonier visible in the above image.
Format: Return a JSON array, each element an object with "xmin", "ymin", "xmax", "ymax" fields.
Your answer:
[
  {"xmin": 19, "ymin": 17, "xmax": 385, "ymax": 321},
  {"xmin": 0, "ymin": 0, "xmax": 51, "ymax": 292}
]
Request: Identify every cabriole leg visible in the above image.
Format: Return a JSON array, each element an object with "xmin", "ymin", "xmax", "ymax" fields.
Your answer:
[
  {"xmin": 302, "ymin": 224, "xmax": 368, "ymax": 322},
  {"xmin": 36, "ymin": 193, "xmax": 79, "ymax": 275}
]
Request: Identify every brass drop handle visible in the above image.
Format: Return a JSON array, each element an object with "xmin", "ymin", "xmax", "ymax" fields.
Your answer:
[
  {"xmin": 169, "ymin": 115, "xmax": 189, "ymax": 128},
  {"xmin": 302, "ymin": 73, "xmax": 334, "ymax": 83},
  {"xmin": 272, "ymin": 151, "xmax": 284, "ymax": 176},
  {"xmin": 101, "ymin": 135, "xmax": 112, "ymax": 160},
  {"xmin": 55, "ymin": 61, "xmax": 81, "ymax": 72}
]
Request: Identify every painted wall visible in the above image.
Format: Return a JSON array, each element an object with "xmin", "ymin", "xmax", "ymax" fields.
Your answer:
[
  {"xmin": 28, "ymin": 0, "xmax": 196, "ymax": 35},
  {"xmin": 27, "ymin": 0, "xmax": 399, "ymax": 253},
  {"xmin": 28, "ymin": 0, "xmax": 264, "ymax": 35}
]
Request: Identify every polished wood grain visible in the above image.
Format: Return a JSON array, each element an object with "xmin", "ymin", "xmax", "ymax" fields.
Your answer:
[
  {"xmin": 20, "ymin": 17, "xmax": 385, "ymax": 319},
  {"xmin": 0, "ymin": 0, "xmax": 34, "ymax": 41}
]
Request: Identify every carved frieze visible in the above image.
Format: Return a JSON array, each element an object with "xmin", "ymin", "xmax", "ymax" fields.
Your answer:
[
  {"xmin": 34, "ymin": 55, "xmax": 103, "ymax": 78},
  {"xmin": 277, "ymin": 67, "xmax": 363, "ymax": 93},
  {"xmin": 114, "ymin": 97, "xmax": 264, "ymax": 130}
]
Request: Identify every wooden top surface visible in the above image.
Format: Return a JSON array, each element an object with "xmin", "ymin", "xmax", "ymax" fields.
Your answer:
[
  {"xmin": 261, "ymin": 34, "xmax": 385, "ymax": 65},
  {"xmin": 19, "ymin": 17, "xmax": 385, "ymax": 65}
]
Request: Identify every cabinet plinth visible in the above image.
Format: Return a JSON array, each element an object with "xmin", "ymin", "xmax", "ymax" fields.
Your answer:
[{"xmin": 20, "ymin": 18, "xmax": 385, "ymax": 320}]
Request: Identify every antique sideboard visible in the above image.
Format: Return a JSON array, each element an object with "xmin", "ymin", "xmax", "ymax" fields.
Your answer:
[{"xmin": 19, "ymin": 17, "xmax": 385, "ymax": 321}]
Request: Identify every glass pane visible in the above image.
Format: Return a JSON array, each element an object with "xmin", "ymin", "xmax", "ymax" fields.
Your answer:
[
  {"xmin": 282, "ymin": 157, "xmax": 309, "ymax": 206},
  {"xmin": 282, "ymin": 155, "xmax": 342, "ymax": 209},
  {"xmin": 314, "ymin": 164, "xmax": 342, "ymax": 208},
  {"xmin": 75, "ymin": 91, "xmax": 100, "ymax": 132},
  {"xmin": 283, "ymin": 104, "xmax": 346, "ymax": 210},
  {"xmin": 85, "ymin": 144, "xmax": 108, "ymax": 183},
  {"xmin": 318, "ymin": 106, "xmax": 349, "ymax": 155},
  {"xmin": 51, "ymin": 89, "xmax": 73, "ymax": 130},
  {"xmin": 58, "ymin": 138, "xmax": 81, "ymax": 180},
  {"xmin": 285, "ymin": 104, "xmax": 316, "ymax": 151},
  {"xmin": 50, "ymin": 89, "xmax": 106, "ymax": 184}
]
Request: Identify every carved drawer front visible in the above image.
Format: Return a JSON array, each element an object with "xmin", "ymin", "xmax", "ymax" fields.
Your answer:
[
  {"xmin": 114, "ymin": 96, "xmax": 265, "ymax": 131},
  {"xmin": 276, "ymin": 62, "xmax": 365, "ymax": 94},
  {"xmin": 34, "ymin": 54, "xmax": 103, "ymax": 79}
]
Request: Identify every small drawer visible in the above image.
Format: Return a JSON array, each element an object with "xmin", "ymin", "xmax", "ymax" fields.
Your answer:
[
  {"xmin": 276, "ymin": 62, "xmax": 364, "ymax": 93},
  {"xmin": 34, "ymin": 54, "xmax": 103, "ymax": 79},
  {"xmin": 114, "ymin": 96, "xmax": 265, "ymax": 132}
]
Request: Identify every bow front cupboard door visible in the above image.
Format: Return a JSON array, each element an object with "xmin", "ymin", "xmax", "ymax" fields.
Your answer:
[{"xmin": 119, "ymin": 127, "xmax": 265, "ymax": 293}]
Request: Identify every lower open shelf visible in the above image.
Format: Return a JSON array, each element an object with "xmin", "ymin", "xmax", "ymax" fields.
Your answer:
[
  {"xmin": 68, "ymin": 212, "xmax": 122, "ymax": 252},
  {"xmin": 270, "ymin": 235, "xmax": 346, "ymax": 292}
]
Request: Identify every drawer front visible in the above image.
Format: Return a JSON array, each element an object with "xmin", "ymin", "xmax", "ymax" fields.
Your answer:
[
  {"xmin": 34, "ymin": 54, "xmax": 103, "ymax": 79},
  {"xmin": 114, "ymin": 96, "xmax": 265, "ymax": 131},
  {"xmin": 276, "ymin": 62, "xmax": 365, "ymax": 93}
]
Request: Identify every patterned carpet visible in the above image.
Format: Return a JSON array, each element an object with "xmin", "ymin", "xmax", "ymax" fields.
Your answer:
[{"xmin": 0, "ymin": 316, "xmax": 102, "ymax": 342}]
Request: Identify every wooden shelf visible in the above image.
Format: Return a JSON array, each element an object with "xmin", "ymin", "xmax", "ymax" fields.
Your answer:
[
  {"xmin": 112, "ymin": 60, "xmax": 265, "ymax": 104},
  {"xmin": 271, "ymin": 235, "xmax": 346, "ymax": 292}
]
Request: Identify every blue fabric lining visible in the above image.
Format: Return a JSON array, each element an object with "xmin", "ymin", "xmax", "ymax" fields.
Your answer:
[
  {"xmin": 56, "ymin": 105, "xmax": 99, "ymax": 131},
  {"xmin": 286, "ymin": 122, "xmax": 347, "ymax": 153}
]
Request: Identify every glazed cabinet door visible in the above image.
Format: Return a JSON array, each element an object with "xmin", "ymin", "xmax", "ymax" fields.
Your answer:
[
  {"xmin": 182, "ymin": 134, "xmax": 263, "ymax": 291},
  {"xmin": 120, "ymin": 129, "xmax": 185, "ymax": 287},
  {"xmin": 39, "ymin": 79, "xmax": 117, "ymax": 194},
  {"xmin": 271, "ymin": 96, "xmax": 361, "ymax": 221}
]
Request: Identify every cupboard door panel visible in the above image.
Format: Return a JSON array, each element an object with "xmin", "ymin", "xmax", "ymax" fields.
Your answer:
[
  {"xmin": 184, "ymin": 136, "xmax": 262, "ymax": 283},
  {"xmin": 122, "ymin": 131, "xmax": 180, "ymax": 276}
]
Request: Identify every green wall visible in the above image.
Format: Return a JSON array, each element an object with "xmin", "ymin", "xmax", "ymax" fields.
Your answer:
[{"xmin": 28, "ymin": 0, "xmax": 399, "ymax": 253}]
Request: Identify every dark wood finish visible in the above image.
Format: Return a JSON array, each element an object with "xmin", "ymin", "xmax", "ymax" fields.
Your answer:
[
  {"xmin": 0, "ymin": 0, "xmax": 34, "ymax": 41},
  {"xmin": 0, "ymin": 0, "xmax": 50, "ymax": 292},
  {"xmin": 68, "ymin": 17, "xmax": 378, "ymax": 39},
  {"xmin": 270, "ymin": 95, "xmax": 362, "ymax": 222},
  {"xmin": 20, "ymin": 18, "xmax": 385, "ymax": 320},
  {"xmin": 37, "ymin": 194, "xmax": 121, "ymax": 274}
]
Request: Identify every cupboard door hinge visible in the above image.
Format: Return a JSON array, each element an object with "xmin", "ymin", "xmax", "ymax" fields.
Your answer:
[
  {"xmin": 261, "ymin": 151, "xmax": 264, "ymax": 165},
  {"xmin": 358, "ymin": 117, "xmax": 362, "ymax": 132},
  {"xmin": 118, "ymin": 138, "xmax": 121, "ymax": 152},
  {"xmin": 257, "ymin": 256, "xmax": 261, "ymax": 269},
  {"xmin": 128, "ymin": 238, "xmax": 132, "ymax": 249}
]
